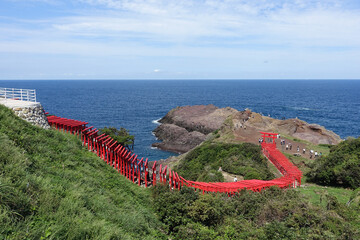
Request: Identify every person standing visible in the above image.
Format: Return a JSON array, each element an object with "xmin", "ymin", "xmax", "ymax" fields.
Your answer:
[{"xmin": 234, "ymin": 176, "xmax": 238, "ymax": 182}]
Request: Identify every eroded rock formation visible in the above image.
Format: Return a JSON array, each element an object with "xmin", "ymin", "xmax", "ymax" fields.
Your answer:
[
  {"xmin": 152, "ymin": 105, "xmax": 237, "ymax": 153},
  {"xmin": 152, "ymin": 105, "xmax": 342, "ymax": 153}
]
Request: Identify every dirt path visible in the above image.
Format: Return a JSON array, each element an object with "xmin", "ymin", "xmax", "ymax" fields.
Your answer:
[{"xmin": 221, "ymin": 170, "xmax": 244, "ymax": 182}]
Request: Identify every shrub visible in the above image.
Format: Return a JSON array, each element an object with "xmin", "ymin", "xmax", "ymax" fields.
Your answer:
[
  {"xmin": 307, "ymin": 137, "xmax": 360, "ymax": 189},
  {"xmin": 176, "ymin": 142, "xmax": 274, "ymax": 182}
]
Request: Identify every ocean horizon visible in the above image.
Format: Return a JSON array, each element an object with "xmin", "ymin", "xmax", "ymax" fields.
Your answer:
[{"xmin": 1, "ymin": 79, "xmax": 359, "ymax": 161}]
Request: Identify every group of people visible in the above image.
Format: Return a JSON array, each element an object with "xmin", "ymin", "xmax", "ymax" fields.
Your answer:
[
  {"xmin": 309, "ymin": 149, "xmax": 322, "ymax": 159},
  {"xmin": 258, "ymin": 137, "xmax": 275, "ymax": 144},
  {"xmin": 275, "ymin": 135, "xmax": 322, "ymax": 160},
  {"xmin": 256, "ymin": 134, "xmax": 323, "ymax": 161},
  {"xmin": 285, "ymin": 143, "xmax": 322, "ymax": 159}
]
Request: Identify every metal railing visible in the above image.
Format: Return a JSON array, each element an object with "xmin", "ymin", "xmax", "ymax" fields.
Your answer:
[{"xmin": 0, "ymin": 87, "xmax": 37, "ymax": 102}]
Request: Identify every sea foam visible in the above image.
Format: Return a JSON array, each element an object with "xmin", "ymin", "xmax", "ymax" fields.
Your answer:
[{"xmin": 152, "ymin": 118, "xmax": 161, "ymax": 125}]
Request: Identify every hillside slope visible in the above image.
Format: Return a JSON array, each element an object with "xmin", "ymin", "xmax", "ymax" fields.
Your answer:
[
  {"xmin": 0, "ymin": 105, "xmax": 164, "ymax": 240},
  {"xmin": 174, "ymin": 141, "xmax": 275, "ymax": 182},
  {"xmin": 307, "ymin": 137, "xmax": 360, "ymax": 189}
]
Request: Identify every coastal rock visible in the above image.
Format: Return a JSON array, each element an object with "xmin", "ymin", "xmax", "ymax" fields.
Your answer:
[
  {"xmin": 152, "ymin": 124, "xmax": 206, "ymax": 153},
  {"xmin": 153, "ymin": 105, "xmax": 342, "ymax": 154},
  {"xmin": 232, "ymin": 111, "xmax": 342, "ymax": 145},
  {"xmin": 159, "ymin": 104, "xmax": 237, "ymax": 134},
  {"xmin": 152, "ymin": 105, "xmax": 237, "ymax": 153}
]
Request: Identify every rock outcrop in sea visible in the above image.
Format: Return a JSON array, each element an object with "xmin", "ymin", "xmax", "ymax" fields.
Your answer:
[
  {"xmin": 152, "ymin": 105, "xmax": 237, "ymax": 153},
  {"xmin": 152, "ymin": 105, "xmax": 342, "ymax": 153}
]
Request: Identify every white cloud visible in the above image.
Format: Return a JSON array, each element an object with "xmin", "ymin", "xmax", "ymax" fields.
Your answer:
[
  {"xmin": 0, "ymin": 0, "xmax": 359, "ymax": 79},
  {"xmin": 2, "ymin": 0, "xmax": 359, "ymax": 47}
]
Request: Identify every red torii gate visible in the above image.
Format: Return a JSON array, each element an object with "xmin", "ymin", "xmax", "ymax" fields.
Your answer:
[
  {"xmin": 260, "ymin": 132, "xmax": 278, "ymax": 147},
  {"xmin": 47, "ymin": 113, "xmax": 302, "ymax": 193}
]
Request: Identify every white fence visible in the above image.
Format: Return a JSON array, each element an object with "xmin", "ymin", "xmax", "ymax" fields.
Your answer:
[{"xmin": 0, "ymin": 87, "xmax": 37, "ymax": 102}]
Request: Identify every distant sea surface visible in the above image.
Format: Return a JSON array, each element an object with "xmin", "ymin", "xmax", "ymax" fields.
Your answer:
[{"xmin": 1, "ymin": 80, "xmax": 359, "ymax": 161}]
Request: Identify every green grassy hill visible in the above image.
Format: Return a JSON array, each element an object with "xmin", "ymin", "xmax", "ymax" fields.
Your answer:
[
  {"xmin": 2, "ymin": 103, "xmax": 360, "ymax": 240},
  {"xmin": 150, "ymin": 119, "xmax": 360, "ymax": 239},
  {"xmin": 151, "ymin": 183, "xmax": 360, "ymax": 239},
  {"xmin": 0, "ymin": 105, "xmax": 165, "ymax": 239},
  {"xmin": 307, "ymin": 137, "xmax": 360, "ymax": 189},
  {"xmin": 175, "ymin": 141, "xmax": 275, "ymax": 182}
]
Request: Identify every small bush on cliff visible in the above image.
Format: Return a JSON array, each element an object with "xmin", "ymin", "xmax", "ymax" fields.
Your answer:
[
  {"xmin": 176, "ymin": 141, "xmax": 274, "ymax": 182},
  {"xmin": 307, "ymin": 137, "xmax": 360, "ymax": 189},
  {"xmin": 99, "ymin": 126, "xmax": 135, "ymax": 150}
]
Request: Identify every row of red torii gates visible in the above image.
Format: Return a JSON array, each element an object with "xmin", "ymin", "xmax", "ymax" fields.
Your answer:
[{"xmin": 46, "ymin": 115, "xmax": 302, "ymax": 194}]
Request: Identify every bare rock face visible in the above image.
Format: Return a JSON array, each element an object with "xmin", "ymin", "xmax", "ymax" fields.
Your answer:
[
  {"xmin": 153, "ymin": 105, "xmax": 342, "ymax": 154},
  {"xmin": 234, "ymin": 111, "xmax": 342, "ymax": 145},
  {"xmin": 289, "ymin": 121, "xmax": 341, "ymax": 145},
  {"xmin": 152, "ymin": 124, "xmax": 206, "ymax": 153},
  {"xmin": 159, "ymin": 104, "xmax": 238, "ymax": 134},
  {"xmin": 152, "ymin": 105, "xmax": 237, "ymax": 153}
]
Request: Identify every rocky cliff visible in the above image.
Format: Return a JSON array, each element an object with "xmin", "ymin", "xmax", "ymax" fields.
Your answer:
[
  {"xmin": 152, "ymin": 105, "xmax": 342, "ymax": 153},
  {"xmin": 152, "ymin": 105, "xmax": 237, "ymax": 153},
  {"xmin": 236, "ymin": 111, "xmax": 342, "ymax": 145}
]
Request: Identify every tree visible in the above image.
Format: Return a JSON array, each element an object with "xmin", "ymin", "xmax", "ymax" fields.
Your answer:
[{"xmin": 99, "ymin": 127, "xmax": 135, "ymax": 151}]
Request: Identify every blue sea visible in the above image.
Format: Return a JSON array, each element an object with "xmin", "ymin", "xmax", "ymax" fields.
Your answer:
[{"xmin": 1, "ymin": 80, "xmax": 359, "ymax": 161}]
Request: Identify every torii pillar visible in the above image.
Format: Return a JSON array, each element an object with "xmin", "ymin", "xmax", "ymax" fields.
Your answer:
[{"xmin": 260, "ymin": 132, "xmax": 278, "ymax": 148}]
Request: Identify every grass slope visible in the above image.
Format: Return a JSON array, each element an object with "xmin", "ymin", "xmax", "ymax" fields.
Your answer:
[
  {"xmin": 152, "ymin": 185, "xmax": 360, "ymax": 239},
  {"xmin": 175, "ymin": 141, "xmax": 275, "ymax": 182},
  {"xmin": 307, "ymin": 137, "xmax": 360, "ymax": 189},
  {"xmin": 0, "ymin": 105, "xmax": 164, "ymax": 240}
]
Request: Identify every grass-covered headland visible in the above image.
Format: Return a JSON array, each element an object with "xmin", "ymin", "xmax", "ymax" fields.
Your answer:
[
  {"xmin": 0, "ymin": 105, "xmax": 164, "ymax": 239},
  {"xmin": 2, "ymin": 103, "xmax": 360, "ymax": 240}
]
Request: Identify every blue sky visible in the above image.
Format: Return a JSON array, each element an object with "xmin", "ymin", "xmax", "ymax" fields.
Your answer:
[{"xmin": 0, "ymin": 0, "xmax": 359, "ymax": 79}]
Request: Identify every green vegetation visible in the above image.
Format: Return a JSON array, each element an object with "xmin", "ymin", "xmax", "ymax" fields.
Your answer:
[
  {"xmin": 154, "ymin": 123, "xmax": 360, "ymax": 239},
  {"xmin": 283, "ymin": 152, "xmax": 312, "ymax": 183},
  {"xmin": 0, "ymin": 105, "xmax": 164, "ymax": 239},
  {"xmin": 3, "ymin": 102, "xmax": 360, "ymax": 240},
  {"xmin": 297, "ymin": 185, "xmax": 353, "ymax": 207},
  {"xmin": 307, "ymin": 137, "xmax": 360, "ymax": 189},
  {"xmin": 175, "ymin": 141, "xmax": 275, "ymax": 182},
  {"xmin": 99, "ymin": 126, "xmax": 135, "ymax": 150},
  {"xmin": 152, "ymin": 185, "xmax": 360, "ymax": 239}
]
